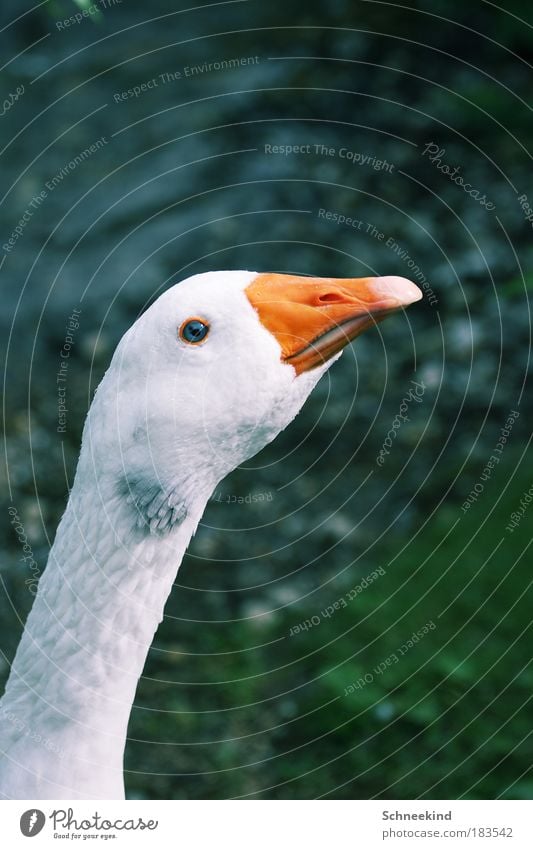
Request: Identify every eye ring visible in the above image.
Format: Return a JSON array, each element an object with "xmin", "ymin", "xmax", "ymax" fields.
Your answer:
[{"xmin": 178, "ymin": 317, "xmax": 210, "ymax": 345}]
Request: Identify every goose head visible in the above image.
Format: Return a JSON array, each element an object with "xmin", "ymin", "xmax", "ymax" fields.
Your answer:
[{"xmin": 87, "ymin": 270, "xmax": 421, "ymax": 533}]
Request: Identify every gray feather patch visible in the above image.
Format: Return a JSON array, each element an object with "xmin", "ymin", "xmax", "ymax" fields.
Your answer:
[{"xmin": 121, "ymin": 476, "xmax": 187, "ymax": 535}]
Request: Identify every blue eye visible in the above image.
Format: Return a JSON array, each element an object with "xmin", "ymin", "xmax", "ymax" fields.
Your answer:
[{"xmin": 179, "ymin": 318, "xmax": 210, "ymax": 344}]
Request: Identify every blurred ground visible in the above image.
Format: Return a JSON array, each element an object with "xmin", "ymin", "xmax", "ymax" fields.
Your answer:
[{"xmin": 0, "ymin": 0, "xmax": 532, "ymax": 799}]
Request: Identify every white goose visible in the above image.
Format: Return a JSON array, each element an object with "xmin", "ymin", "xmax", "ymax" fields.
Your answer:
[{"xmin": 0, "ymin": 270, "xmax": 421, "ymax": 799}]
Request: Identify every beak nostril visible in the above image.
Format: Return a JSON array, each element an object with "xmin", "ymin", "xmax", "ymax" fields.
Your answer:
[{"xmin": 317, "ymin": 291, "xmax": 345, "ymax": 304}]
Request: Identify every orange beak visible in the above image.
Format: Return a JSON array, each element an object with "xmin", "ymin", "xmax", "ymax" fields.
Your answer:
[{"xmin": 245, "ymin": 273, "xmax": 423, "ymax": 374}]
